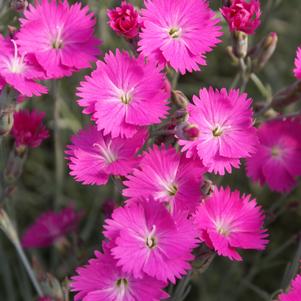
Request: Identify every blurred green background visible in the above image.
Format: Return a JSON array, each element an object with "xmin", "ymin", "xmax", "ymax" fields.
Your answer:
[{"xmin": 1, "ymin": 0, "xmax": 301, "ymax": 300}]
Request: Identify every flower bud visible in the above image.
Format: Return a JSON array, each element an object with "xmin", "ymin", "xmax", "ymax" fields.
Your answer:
[
  {"xmin": 10, "ymin": 0, "xmax": 28, "ymax": 12},
  {"xmin": 232, "ymin": 31, "xmax": 248, "ymax": 58},
  {"xmin": 0, "ymin": 106, "xmax": 14, "ymax": 136},
  {"xmin": 250, "ymin": 32, "xmax": 278, "ymax": 72},
  {"xmin": 171, "ymin": 90, "xmax": 189, "ymax": 108},
  {"xmin": 107, "ymin": 1, "xmax": 140, "ymax": 39},
  {"xmin": 0, "ymin": 208, "xmax": 19, "ymax": 246},
  {"xmin": 4, "ymin": 148, "xmax": 27, "ymax": 184},
  {"xmin": 175, "ymin": 122, "xmax": 200, "ymax": 141},
  {"xmin": 221, "ymin": 0, "xmax": 261, "ymax": 35}
]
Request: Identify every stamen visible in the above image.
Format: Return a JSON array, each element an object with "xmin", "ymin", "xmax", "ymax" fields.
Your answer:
[
  {"xmin": 93, "ymin": 142, "xmax": 117, "ymax": 164},
  {"xmin": 8, "ymin": 40, "xmax": 25, "ymax": 74},
  {"xmin": 120, "ymin": 92, "xmax": 132, "ymax": 104},
  {"xmin": 52, "ymin": 26, "xmax": 64, "ymax": 49},
  {"xmin": 146, "ymin": 225, "xmax": 157, "ymax": 249},
  {"xmin": 168, "ymin": 27, "xmax": 181, "ymax": 39},
  {"xmin": 167, "ymin": 183, "xmax": 178, "ymax": 196},
  {"xmin": 212, "ymin": 125, "xmax": 223, "ymax": 137}
]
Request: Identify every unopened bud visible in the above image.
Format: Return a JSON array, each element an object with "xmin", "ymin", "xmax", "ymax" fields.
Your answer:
[
  {"xmin": 250, "ymin": 32, "xmax": 278, "ymax": 71},
  {"xmin": 0, "ymin": 208, "xmax": 19, "ymax": 246},
  {"xmin": 201, "ymin": 179, "xmax": 215, "ymax": 197},
  {"xmin": 8, "ymin": 26, "xmax": 18, "ymax": 38},
  {"xmin": 232, "ymin": 31, "xmax": 248, "ymax": 58},
  {"xmin": 4, "ymin": 148, "xmax": 27, "ymax": 184},
  {"xmin": 175, "ymin": 122, "xmax": 200, "ymax": 141},
  {"xmin": 10, "ymin": 0, "xmax": 28, "ymax": 12},
  {"xmin": 171, "ymin": 90, "xmax": 189, "ymax": 108},
  {"xmin": 0, "ymin": 106, "xmax": 14, "ymax": 136}
]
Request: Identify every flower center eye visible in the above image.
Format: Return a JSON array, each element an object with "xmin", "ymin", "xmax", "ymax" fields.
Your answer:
[
  {"xmin": 146, "ymin": 225, "xmax": 157, "ymax": 249},
  {"xmin": 167, "ymin": 183, "xmax": 178, "ymax": 196},
  {"xmin": 216, "ymin": 221, "xmax": 231, "ymax": 237},
  {"xmin": 115, "ymin": 278, "xmax": 128, "ymax": 288},
  {"xmin": 168, "ymin": 27, "xmax": 181, "ymax": 39},
  {"xmin": 271, "ymin": 146, "xmax": 282, "ymax": 158},
  {"xmin": 212, "ymin": 125, "xmax": 223, "ymax": 137},
  {"xmin": 93, "ymin": 142, "xmax": 117, "ymax": 164},
  {"xmin": 120, "ymin": 92, "xmax": 132, "ymax": 104},
  {"xmin": 52, "ymin": 26, "xmax": 64, "ymax": 49}
]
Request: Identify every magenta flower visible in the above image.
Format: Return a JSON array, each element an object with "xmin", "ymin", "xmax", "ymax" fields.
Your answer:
[
  {"xmin": 66, "ymin": 125, "xmax": 147, "ymax": 186},
  {"xmin": 104, "ymin": 200, "xmax": 197, "ymax": 283},
  {"xmin": 278, "ymin": 275, "xmax": 301, "ymax": 301},
  {"xmin": 123, "ymin": 145, "xmax": 205, "ymax": 213},
  {"xmin": 107, "ymin": 1, "xmax": 140, "ymax": 39},
  {"xmin": 77, "ymin": 50, "xmax": 169, "ymax": 138},
  {"xmin": 178, "ymin": 88, "xmax": 258, "ymax": 175},
  {"xmin": 0, "ymin": 35, "xmax": 47, "ymax": 97},
  {"xmin": 247, "ymin": 119, "xmax": 301, "ymax": 193},
  {"xmin": 193, "ymin": 187, "xmax": 268, "ymax": 261},
  {"xmin": 221, "ymin": 0, "xmax": 261, "ymax": 35},
  {"xmin": 16, "ymin": 0, "xmax": 100, "ymax": 79},
  {"xmin": 71, "ymin": 246, "xmax": 168, "ymax": 301},
  {"xmin": 12, "ymin": 110, "xmax": 49, "ymax": 149},
  {"xmin": 138, "ymin": 0, "xmax": 222, "ymax": 74},
  {"xmin": 22, "ymin": 206, "xmax": 82, "ymax": 248},
  {"xmin": 294, "ymin": 47, "xmax": 301, "ymax": 79}
]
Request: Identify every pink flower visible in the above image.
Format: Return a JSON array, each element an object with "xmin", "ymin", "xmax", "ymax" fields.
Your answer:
[
  {"xmin": 221, "ymin": 0, "xmax": 261, "ymax": 35},
  {"xmin": 71, "ymin": 247, "xmax": 168, "ymax": 301},
  {"xmin": 193, "ymin": 187, "xmax": 268, "ymax": 261},
  {"xmin": 77, "ymin": 50, "xmax": 169, "ymax": 138},
  {"xmin": 12, "ymin": 109, "xmax": 49, "ymax": 149},
  {"xmin": 16, "ymin": 0, "xmax": 101, "ymax": 79},
  {"xmin": 0, "ymin": 35, "xmax": 47, "ymax": 97},
  {"xmin": 22, "ymin": 206, "xmax": 82, "ymax": 248},
  {"xmin": 66, "ymin": 125, "xmax": 147, "ymax": 186},
  {"xmin": 278, "ymin": 275, "xmax": 301, "ymax": 301},
  {"xmin": 294, "ymin": 47, "xmax": 301, "ymax": 79},
  {"xmin": 246, "ymin": 119, "xmax": 301, "ymax": 193},
  {"xmin": 107, "ymin": 1, "xmax": 140, "ymax": 39},
  {"xmin": 138, "ymin": 0, "xmax": 222, "ymax": 74},
  {"xmin": 104, "ymin": 200, "xmax": 197, "ymax": 283},
  {"xmin": 123, "ymin": 145, "xmax": 204, "ymax": 213},
  {"xmin": 178, "ymin": 88, "xmax": 258, "ymax": 175}
]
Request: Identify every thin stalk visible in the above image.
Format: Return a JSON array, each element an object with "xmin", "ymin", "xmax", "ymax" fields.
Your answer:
[
  {"xmin": 53, "ymin": 81, "xmax": 64, "ymax": 208},
  {"xmin": 14, "ymin": 241, "xmax": 43, "ymax": 297},
  {"xmin": 250, "ymin": 73, "xmax": 269, "ymax": 99}
]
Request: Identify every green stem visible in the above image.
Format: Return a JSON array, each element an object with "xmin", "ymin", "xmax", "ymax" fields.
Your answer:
[
  {"xmin": 250, "ymin": 73, "xmax": 268, "ymax": 99},
  {"xmin": 53, "ymin": 81, "xmax": 64, "ymax": 208},
  {"xmin": 14, "ymin": 241, "xmax": 43, "ymax": 297}
]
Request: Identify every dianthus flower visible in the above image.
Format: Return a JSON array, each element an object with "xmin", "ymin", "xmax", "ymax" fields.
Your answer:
[
  {"xmin": 22, "ymin": 206, "xmax": 82, "ymax": 248},
  {"xmin": 178, "ymin": 88, "xmax": 258, "ymax": 175},
  {"xmin": 123, "ymin": 145, "xmax": 204, "ymax": 213},
  {"xmin": 193, "ymin": 187, "xmax": 268, "ymax": 261},
  {"xmin": 66, "ymin": 125, "xmax": 147, "ymax": 186},
  {"xmin": 71, "ymin": 247, "xmax": 168, "ymax": 301},
  {"xmin": 138, "ymin": 0, "xmax": 222, "ymax": 74},
  {"xmin": 278, "ymin": 275, "xmax": 301, "ymax": 301},
  {"xmin": 294, "ymin": 47, "xmax": 301, "ymax": 79},
  {"xmin": 77, "ymin": 50, "xmax": 169, "ymax": 138},
  {"xmin": 221, "ymin": 0, "xmax": 261, "ymax": 35},
  {"xmin": 16, "ymin": 0, "xmax": 100, "ymax": 79},
  {"xmin": 246, "ymin": 119, "xmax": 301, "ymax": 193},
  {"xmin": 12, "ymin": 109, "xmax": 49, "ymax": 149},
  {"xmin": 104, "ymin": 200, "xmax": 197, "ymax": 283},
  {"xmin": 108, "ymin": 1, "xmax": 140, "ymax": 39},
  {"xmin": 0, "ymin": 35, "xmax": 47, "ymax": 97}
]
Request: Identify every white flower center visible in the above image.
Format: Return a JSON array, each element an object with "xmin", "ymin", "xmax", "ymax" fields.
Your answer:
[
  {"xmin": 120, "ymin": 91, "xmax": 132, "ymax": 104},
  {"xmin": 215, "ymin": 220, "xmax": 231, "ymax": 237},
  {"xmin": 212, "ymin": 124, "xmax": 224, "ymax": 137}
]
